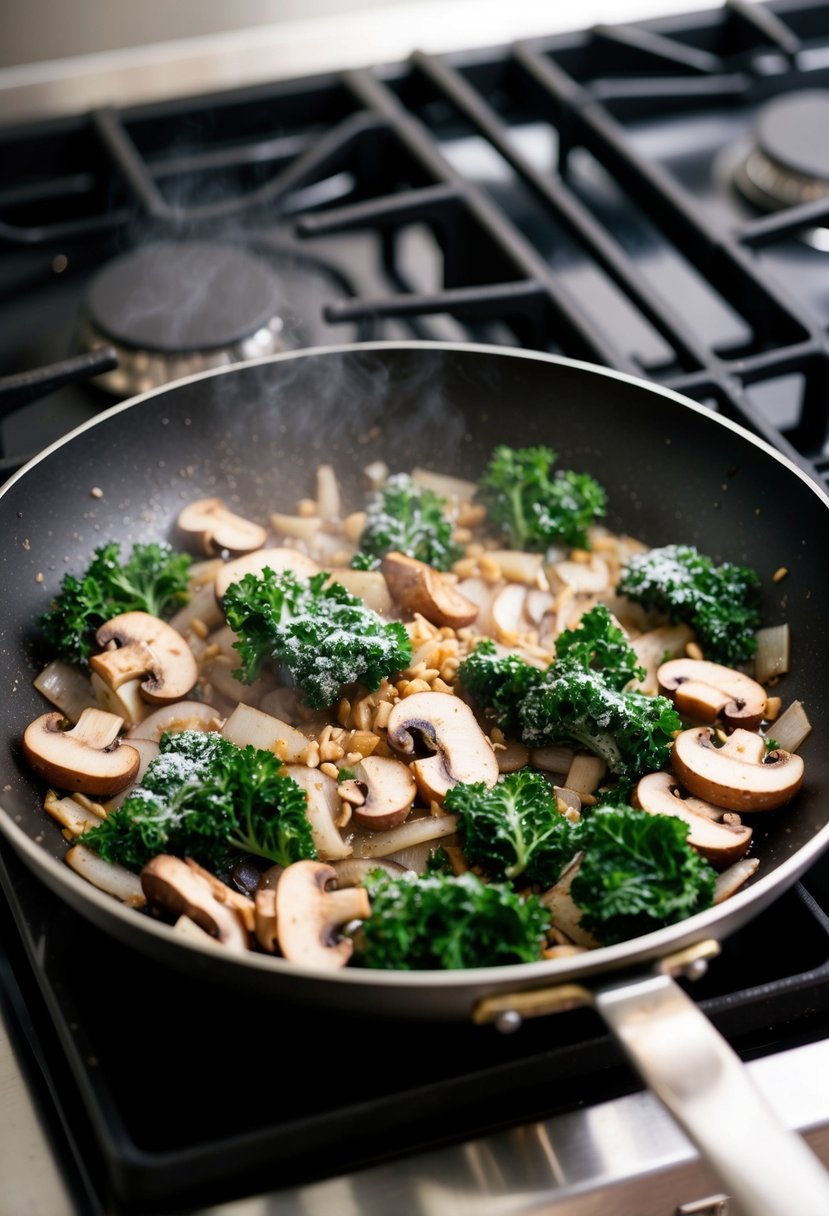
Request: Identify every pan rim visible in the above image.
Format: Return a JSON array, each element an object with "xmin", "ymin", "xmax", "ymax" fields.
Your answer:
[{"xmin": 1, "ymin": 339, "xmax": 828, "ymax": 996}]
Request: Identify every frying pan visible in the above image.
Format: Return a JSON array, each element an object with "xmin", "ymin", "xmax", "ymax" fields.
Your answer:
[{"xmin": 1, "ymin": 341, "xmax": 828, "ymax": 1214}]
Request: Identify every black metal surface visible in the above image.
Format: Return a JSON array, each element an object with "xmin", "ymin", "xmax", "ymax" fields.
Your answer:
[
  {"xmin": 3, "ymin": 1, "xmax": 829, "ymax": 1211},
  {"xmin": 755, "ymin": 90, "xmax": 829, "ymax": 181},
  {"xmin": 2, "ymin": 833, "xmax": 828, "ymax": 1215}
]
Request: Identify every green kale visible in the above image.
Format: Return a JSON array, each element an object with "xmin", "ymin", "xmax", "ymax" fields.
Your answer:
[
  {"xmin": 222, "ymin": 568, "xmax": 412, "ymax": 709},
  {"xmin": 519, "ymin": 667, "xmax": 681, "ymax": 777},
  {"xmin": 455, "ymin": 639, "xmax": 544, "ymax": 737},
  {"xmin": 445, "ymin": 770, "xmax": 574, "ymax": 888},
  {"xmin": 617, "ymin": 543, "xmax": 762, "ymax": 666},
  {"xmin": 356, "ymin": 869, "xmax": 550, "ymax": 969},
  {"xmin": 476, "ymin": 444, "xmax": 607, "ymax": 551},
  {"xmin": 458, "ymin": 606, "xmax": 680, "ymax": 776},
  {"xmin": 80, "ymin": 730, "xmax": 314, "ymax": 872},
  {"xmin": 353, "ymin": 473, "xmax": 461, "ymax": 570},
  {"xmin": 39, "ymin": 541, "xmax": 192, "ymax": 663},
  {"xmin": 570, "ymin": 806, "xmax": 716, "ymax": 945},
  {"xmin": 554, "ymin": 604, "xmax": 644, "ymax": 693}
]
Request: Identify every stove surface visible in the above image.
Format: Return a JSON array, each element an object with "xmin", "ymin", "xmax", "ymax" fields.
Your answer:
[{"xmin": 2, "ymin": 2, "xmax": 829, "ymax": 1213}]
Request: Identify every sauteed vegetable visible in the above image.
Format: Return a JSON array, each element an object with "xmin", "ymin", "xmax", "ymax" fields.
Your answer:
[{"xmin": 22, "ymin": 447, "xmax": 810, "ymax": 971}]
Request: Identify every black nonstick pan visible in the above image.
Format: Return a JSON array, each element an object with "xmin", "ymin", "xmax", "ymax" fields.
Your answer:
[{"xmin": 1, "ymin": 342, "xmax": 828, "ymax": 1214}]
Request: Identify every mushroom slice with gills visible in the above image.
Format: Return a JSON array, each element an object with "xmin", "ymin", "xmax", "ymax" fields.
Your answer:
[
  {"xmin": 386, "ymin": 691, "xmax": 499, "ymax": 804},
  {"xmin": 214, "ymin": 547, "xmax": 320, "ymax": 602},
  {"xmin": 126, "ymin": 700, "xmax": 224, "ymax": 742},
  {"xmin": 176, "ymin": 497, "xmax": 267, "ymax": 556},
  {"xmin": 671, "ymin": 726, "xmax": 804, "ymax": 813},
  {"xmin": 338, "ymin": 756, "xmax": 417, "ymax": 832},
  {"xmin": 634, "ymin": 771, "xmax": 753, "ymax": 868},
  {"xmin": 23, "ymin": 707, "xmax": 140, "ymax": 796},
  {"xmin": 90, "ymin": 612, "xmax": 198, "ymax": 705},
  {"xmin": 284, "ymin": 765, "xmax": 352, "ymax": 860},
  {"xmin": 140, "ymin": 854, "xmax": 250, "ymax": 951},
  {"xmin": 275, "ymin": 859, "xmax": 371, "ymax": 970},
  {"xmin": 657, "ymin": 658, "xmax": 766, "ymax": 733},
  {"xmin": 380, "ymin": 552, "xmax": 479, "ymax": 629}
]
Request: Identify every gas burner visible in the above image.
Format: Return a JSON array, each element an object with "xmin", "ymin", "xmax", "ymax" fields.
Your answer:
[
  {"xmin": 81, "ymin": 240, "xmax": 291, "ymax": 396},
  {"xmin": 732, "ymin": 91, "xmax": 829, "ymax": 215}
]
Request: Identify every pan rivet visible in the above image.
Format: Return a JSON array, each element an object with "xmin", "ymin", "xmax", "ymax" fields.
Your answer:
[
  {"xmin": 684, "ymin": 959, "xmax": 709, "ymax": 982},
  {"xmin": 495, "ymin": 1010, "xmax": 523, "ymax": 1035}
]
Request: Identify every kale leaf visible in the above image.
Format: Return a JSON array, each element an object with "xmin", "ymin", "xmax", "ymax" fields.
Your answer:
[
  {"xmin": 617, "ymin": 543, "xmax": 762, "ymax": 666},
  {"xmin": 356, "ymin": 868, "xmax": 550, "ymax": 969},
  {"xmin": 570, "ymin": 806, "xmax": 716, "ymax": 945},
  {"xmin": 80, "ymin": 729, "xmax": 315, "ymax": 872},
  {"xmin": 445, "ymin": 769, "xmax": 574, "ymax": 888},
  {"xmin": 476, "ymin": 444, "xmax": 607, "ymax": 551},
  {"xmin": 353, "ymin": 473, "xmax": 461, "ymax": 570},
  {"xmin": 458, "ymin": 605, "xmax": 680, "ymax": 776},
  {"xmin": 222, "ymin": 568, "xmax": 412, "ymax": 708},
  {"xmin": 39, "ymin": 541, "xmax": 192, "ymax": 663}
]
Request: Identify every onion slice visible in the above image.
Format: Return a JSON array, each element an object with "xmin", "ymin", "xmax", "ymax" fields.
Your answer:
[
  {"xmin": 754, "ymin": 623, "xmax": 790, "ymax": 684},
  {"xmin": 767, "ymin": 699, "xmax": 812, "ymax": 754}
]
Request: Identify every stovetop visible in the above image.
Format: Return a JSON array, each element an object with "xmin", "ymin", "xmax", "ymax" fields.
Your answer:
[{"xmin": 2, "ymin": 1, "xmax": 829, "ymax": 1213}]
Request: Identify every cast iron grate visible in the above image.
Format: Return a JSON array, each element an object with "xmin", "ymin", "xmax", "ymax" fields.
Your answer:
[{"xmin": 1, "ymin": 1, "xmax": 829, "ymax": 481}]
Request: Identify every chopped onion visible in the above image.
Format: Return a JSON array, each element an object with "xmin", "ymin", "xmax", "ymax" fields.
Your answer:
[
  {"xmin": 714, "ymin": 858, "xmax": 760, "ymax": 904},
  {"xmin": 350, "ymin": 812, "xmax": 458, "ymax": 859},
  {"xmin": 767, "ymin": 699, "xmax": 812, "ymax": 754},
  {"xmin": 33, "ymin": 660, "xmax": 94, "ymax": 724},
  {"xmin": 65, "ymin": 844, "xmax": 146, "ymax": 907},
  {"xmin": 565, "ymin": 753, "xmax": 606, "ymax": 796},
  {"xmin": 754, "ymin": 623, "xmax": 790, "ymax": 684},
  {"xmin": 331, "ymin": 857, "xmax": 409, "ymax": 885}
]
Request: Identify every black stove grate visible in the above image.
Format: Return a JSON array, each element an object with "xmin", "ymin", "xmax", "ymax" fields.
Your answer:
[{"xmin": 3, "ymin": 1, "xmax": 829, "ymax": 480}]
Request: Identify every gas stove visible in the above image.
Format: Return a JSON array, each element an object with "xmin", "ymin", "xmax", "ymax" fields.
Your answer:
[{"xmin": 2, "ymin": 2, "xmax": 829, "ymax": 1213}]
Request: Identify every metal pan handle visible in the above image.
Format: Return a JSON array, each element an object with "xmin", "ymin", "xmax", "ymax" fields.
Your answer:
[{"xmin": 594, "ymin": 969, "xmax": 829, "ymax": 1216}]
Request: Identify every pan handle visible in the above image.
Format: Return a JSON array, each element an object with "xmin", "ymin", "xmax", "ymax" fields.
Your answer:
[{"xmin": 594, "ymin": 969, "xmax": 829, "ymax": 1216}]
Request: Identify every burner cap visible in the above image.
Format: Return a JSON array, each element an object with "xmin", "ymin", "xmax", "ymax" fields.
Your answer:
[
  {"xmin": 733, "ymin": 90, "xmax": 829, "ymax": 212},
  {"xmin": 755, "ymin": 91, "xmax": 829, "ymax": 183},
  {"xmin": 87, "ymin": 240, "xmax": 282, "ymax": 353}
]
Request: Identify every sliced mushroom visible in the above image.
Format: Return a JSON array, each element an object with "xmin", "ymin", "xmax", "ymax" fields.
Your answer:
[
  {"xmin": 126, "ymin": 700, "xmax": 224, "ymax": 742},
  {"xmin": 90, "ymin": 612, "xmax": 198, "ymax": 704},
  {"xmin": 657, "ymin": 658, "xmax": 766, "ymax": 732},
  {"xmin": 634, "ymin": 771, "xmax": 752, "ymax": 867},
  {"xmin": 275, "ymin": 859, "xmax": 371, "ymax": 969},
  {"xmin": 215, "ymin": 547, "xmax": 320, "ymax": 601},
  {"xmin": 386, "ymin": 691, "xmax": 499, "ymax": 803},
  {"xmin": 381, "ymin": 552, "xmax": 479, "ymax": 629},
  {"xmin": 23, "ymin": 707, "xmax": 140, "ymax": 796},
  {"xmin": 177, "ymin": 497, "xmax": 267, "ymax": 556},
  {"xmin": 339, "ymin": 756, "xmax": 417, "ymax": 831},
  {"xmin": 671, "ymin": 726, "xmax": 804, "ymax": 813},
  {"xmin": 140, "ymin": 854, "xmax": 250, "ymax": 950}
]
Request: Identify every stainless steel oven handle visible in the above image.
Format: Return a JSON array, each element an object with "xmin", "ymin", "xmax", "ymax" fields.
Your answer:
[{"xmin": 594, "ymin": 970, "xmax": 829, "ymax": 1216}]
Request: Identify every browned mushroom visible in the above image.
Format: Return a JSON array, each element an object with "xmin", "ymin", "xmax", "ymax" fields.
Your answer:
[
  {"xmin": 634, "ymin": 771, "xmax": 753, "ymax": 867},
  {"xmin": 657, "ymin": 658, "xmax": 766, "ymax": 732},
  {"xmin": 386, "ymin": 690, "xmax": 499, "ymax": 803},
  {"xmin": 176, "ymin": 497, "xmax": 267, "ymax": 556},
  {"xmin": 380, "ymin": 551, "xmax": 479, "ymax": 629},
  {"xmin": 214, "ymin": 547, "xmax": 320, "ymax": 601},
  {"xmin": 338, "ymin": 755, "xmax": 417, "ymax": 831},
  {"xmin": 671, "ymin": 726, "xmax": 804, "ymax": 813},
  {"xmin": 23, "ymin": 707, "xmax": 139, "ymax": 796},
  {"xmin": 90, "ymin": 612, "xmax": 198, "ymax": 704},
  {"xmin": 140, "ymin": 854, "xmax": 250, "ymax": 950},
  {"xmin": 275, "ymin": 859, "xmax": 371, "ymax": 969}
]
